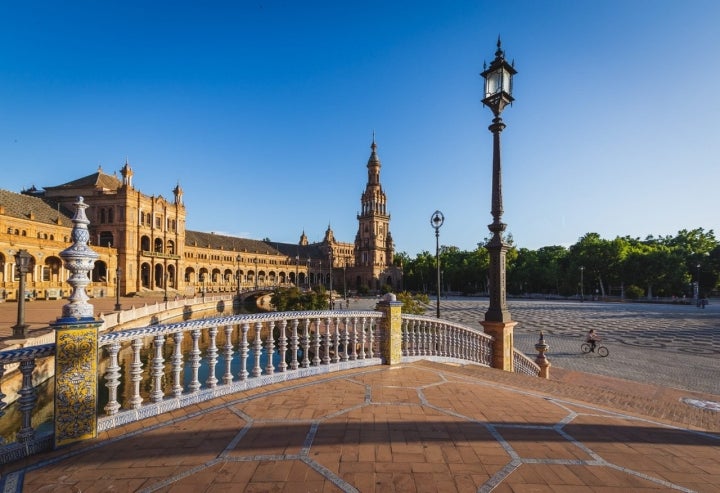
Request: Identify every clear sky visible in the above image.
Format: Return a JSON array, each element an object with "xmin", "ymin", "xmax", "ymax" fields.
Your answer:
[{"xmin": 2, "ymin": 1, "xmax": 719, "ymax": 256}]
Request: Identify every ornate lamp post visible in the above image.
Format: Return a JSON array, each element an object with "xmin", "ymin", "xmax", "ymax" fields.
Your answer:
[
  {"xmin": 579, "ymin": 266, "xmax": 585, "ymax": 302},
  {"xmin": 114, "ymin": 263, "xmax": 122, "ymax": 311},
  {"xmin": 236, "ymin": 255, "xmax": 242, "ymax": 297},
  {"xmin": 328, "ymin": 251, "xmax": 333, "ymax": 310},
  {"xmin": 343, "ymin": 259, "xmax": 347, "ymax": 301},
  {"xmin": 479, "ymin": 39, "xmax": 518, "ymax": 371},
  {"xmin": 696, "ymin": 262, "xmax": 701, "ymax": 306},
  {"xmin": 163, "ymin": 271, "xmax": 169, "ymax": 302},
  {"xmin": 254, "ymin": 257, "xmax": 258, "ymax": 291},
  {"xmin": 12, "ymin": 249, "xmax": 32, "ymax": 338},
  {"xmin": 295, "ymin": 255, "xmax": 299, "ymax": 288},
  {"xmin": 431, "ymin": 210, "xmax": 444, "ymax": 318}
]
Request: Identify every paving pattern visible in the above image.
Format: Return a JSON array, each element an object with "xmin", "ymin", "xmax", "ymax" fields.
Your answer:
[
  {"xmin": 437, "ymin": 298, "xmax": 720, "ymax": 395},
  {"xmin": 3, "ymin": 363, "xmax": 719, "ymax": 493}
]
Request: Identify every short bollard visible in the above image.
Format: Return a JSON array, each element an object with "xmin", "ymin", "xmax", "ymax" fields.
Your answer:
[{"xmin": 534, "ymin": 331, "xmax": 551, "ymax": 379}]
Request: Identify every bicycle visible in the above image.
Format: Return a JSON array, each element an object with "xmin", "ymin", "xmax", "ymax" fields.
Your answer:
[{"xmin": 581, "ymin": 341, "xmax": 609, "ymax": 357}]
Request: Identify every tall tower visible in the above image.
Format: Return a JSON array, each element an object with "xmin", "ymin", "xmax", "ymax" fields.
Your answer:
[{"xmin": 354, "ymin": 136, "xmax": 399, "ymax": 291}]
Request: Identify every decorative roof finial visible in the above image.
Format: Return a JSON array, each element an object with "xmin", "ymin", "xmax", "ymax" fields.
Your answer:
[{"xmin": 495, "ymin": 35, "xmax": 504, "ymax": 58}]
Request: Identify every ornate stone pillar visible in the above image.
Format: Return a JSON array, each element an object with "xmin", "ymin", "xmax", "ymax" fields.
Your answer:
[
  {"xmin": 51, "ymin": 196, "xmax": 102, "ymax": 448},
  {"xmin": 377, "ymin": 293, "xmax": 403, "ymax": 365}
]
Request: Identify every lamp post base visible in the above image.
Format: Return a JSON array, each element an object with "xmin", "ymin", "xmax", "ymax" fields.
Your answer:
[
  {"xmin": 114, "ymin": 303, "xmax": 122, "ymax": 312},
  {"xmin": 11, "ymin": 324, "xmax": 29, "ymax": 339},
  {"xmin": 480, "ymin": 319, "xmax": 517, "ymax": 371}
]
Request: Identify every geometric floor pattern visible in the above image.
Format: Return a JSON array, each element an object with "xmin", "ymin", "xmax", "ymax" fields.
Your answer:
[{"xmin": 5, "ymin": 363, "xmax": 719, "ymax": 492}]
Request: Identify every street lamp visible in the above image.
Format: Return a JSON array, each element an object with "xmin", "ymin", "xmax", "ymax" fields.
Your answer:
[
  {"xmin": 343, "ymin": 259, "xmax": 347, "ymax": 301},
  {"xmin": 114, "ymin": 263, "xmax": 122, "ymax": 311},
  {"xmin": 12, "ymin": 249, "xmax": 31, "ymax": 338},
  {"xmin": 696, "ymin": 263, "xmax": 701, "ymax": 306},
  {"xmin": 480, "ymin": 38, "xmax": 516, "ymax": 324},
  {"xmin": 295, "ymin": 255, "xmax": 299, "ymax": 288},
  {"xmin": 236, "ymin": 255, "xmax": 242, "ymax": 297},
  {"xmin": 431, "ymin": 210, "xmax": 444, "ymax": 318},
  {"xmin": 163, "ymin": 272, "xmax": 168, "ymax": 302},
  {"xmin": 579, "ymin": 266, "xmax": 585, "ymax": 302},
  {"xmin": 254, "ymin": 257, "xmax": 258, "ymax": 291},
  {"xmin": 328, "ymin": 251, "xmax": 333, "ymax": 310}
]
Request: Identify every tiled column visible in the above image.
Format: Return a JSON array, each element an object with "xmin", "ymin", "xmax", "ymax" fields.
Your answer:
[
  {"xmin": 52, "ymin": 320, "xmax": 102, "ymax": 447},
  {"xmin": 377, "ymin": 293, "xmax": 403, "ymax": 365},
  {"xmin": 52, "ymin": 196, "xmax": 102, "ymax": 448}
]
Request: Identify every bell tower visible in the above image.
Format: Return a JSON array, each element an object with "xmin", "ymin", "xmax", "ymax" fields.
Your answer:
[{"xmin": 354, "ymin": 135, "xmax": 397, "ymax": 291}]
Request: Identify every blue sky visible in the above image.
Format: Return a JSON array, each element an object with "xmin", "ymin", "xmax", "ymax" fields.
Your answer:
[{"xmin": 2, "ymin": 1, "xmax": 719, "ymax": 256}]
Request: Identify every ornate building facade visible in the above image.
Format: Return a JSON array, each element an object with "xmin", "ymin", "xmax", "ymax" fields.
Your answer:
[{"xmin": 0, "ymin": 140, "xmax": 401, "ymax": 302}]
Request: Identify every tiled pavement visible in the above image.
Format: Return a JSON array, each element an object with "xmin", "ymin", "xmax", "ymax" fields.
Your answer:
[
  {"xmin": 2, "ymin": 362, "xmax": 719, "ymax": 492},
  {"xmin": 2, "ymin": 297, "xmax": 720, "ymax": 491}
]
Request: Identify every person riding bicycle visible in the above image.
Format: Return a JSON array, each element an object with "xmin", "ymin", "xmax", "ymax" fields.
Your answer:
[{"xmin": 586, "ymin": 329, "xmax": 598, "ymax": 352}]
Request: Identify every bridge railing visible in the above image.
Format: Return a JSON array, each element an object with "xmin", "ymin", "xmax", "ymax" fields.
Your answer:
[
  {"xmin": 399, "ymin": 314, "xmax": 494, "ymax": 367},
  {"xmin": 0, "ymin": 302, "xmax": 540, "ymax": 464},
  {"xmin": 97, "ymin": 310, "xmax": 384, "ymax": 432}
]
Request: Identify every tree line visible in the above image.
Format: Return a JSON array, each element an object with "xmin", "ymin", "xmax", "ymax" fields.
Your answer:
[{"xmin": 396, "ymin": 228, "xmax": 720, "ymax": 300}]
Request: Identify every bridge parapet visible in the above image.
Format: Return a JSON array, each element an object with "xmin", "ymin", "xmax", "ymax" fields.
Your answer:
[{"xmin": 0, "ymin": 306, "xmax": 538, "ymax": 464}]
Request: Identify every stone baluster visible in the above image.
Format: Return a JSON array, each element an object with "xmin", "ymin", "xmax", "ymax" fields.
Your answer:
[
  {"xmin": 312, "ymin": 317, "xmax": 321, "ymax": 366},
  {"xmin": 368, "ymin": 318, "xmax": 375, "ymax": 359},
  {"xmin": 322, "ymin": 317, "xmax": 331, "ymax": 365},
  {"xmin": 350, "ymin": 317, "xmax": 358, "ymax": 360},
  {"xmin": 359, "ymin": 317, "xmax": 367, "ymax": 359},
  {"xmin": 206, "ymin": 327, "xmax": 219, "ymax": 388},
  {"xmin": 171, "ymin": 332, "xmax": 184, "ymax": 397},
  {"xmin": 149, "ymin": 335, "xmax": 165, "ymax": 402},
  {"xmin": 252, "ymin": 321, "xmax": 263, "ymax": 377},
  {"xmin": 239, "ymin": 322, "xmax": 250, "ymax": 380},
  {"xmin": 341, "ymin": 317, "xmax": 350, "ymax": 362},
  {"xmin": 188, "ymin": 329, "xmax": 201, "ymax": 392},
  {"xmin": 16, "ymin": 359, "xmax": 37, "ymax": 442},
  {"xmin": 278, "ymin": 319, "xmax": 288, "ymax": 372},
  {"xmin": 128, "ymin": 338, "xmax": 144, "ymax": 409},
  {"xmin": 301, "ymin": 318, "xmax": 311, "ymax": 368},
  {"xmin": 289, "ymin": 319, "xmax": 300, "ymax": 370},
  {"xmin": 0, "ymin": 364, "xmax": 6, "ymax": 418},
  {"xmin": 265, "ymin": 321, "xmax": 275, "ymax": 375},
  {"xmin": 222, "ymin": 325, "xmax": 234, "ymax": 384},
  {"xmin": 103, "ymin": 342, "xmax": 121, "ymax": 415}
]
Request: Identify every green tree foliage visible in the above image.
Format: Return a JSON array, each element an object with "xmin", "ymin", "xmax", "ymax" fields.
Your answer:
[
  {"xmin": 395, "ymin": 291, "xmax": 430, "ymax": 315},
  {"xmin": 271, "ymin": 285, "xmax": 328, "ymax": 311},
  {"xmin": 397, "ymin": 228, "xmax": 720, "ymax": 299}
]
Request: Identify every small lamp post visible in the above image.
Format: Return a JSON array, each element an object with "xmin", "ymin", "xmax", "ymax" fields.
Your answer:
[
  {"xmin": 343, "ymin": 259, "xmax": 347, "ymax": 301},
  {"xmin": 114, "ymin": 264, "xmax": 122, "ymax": 311},
  {"xmin": 328, "ymin": 251, "xmax": 334, "ymax": 310},
  {"xmin": 431, "ymin": 210, "xmax": 444, "ymax": 318},
  {"xmin": 236, "ymin": 255, "xmax": 242, "ymax": 297},
  {"xmin": 295, "ymin": 255, "xmax": 299, "ymax": 288},
  {"xmin": 163, "ymin": 272, "xmax": 168, "ymax": 302},
  {"xmin": 12, "ymin": 249, "xmax": 32, "ymax": 338},
  {"xmin": 254, "ymin": 257, "xmax": 258, "ymax": 291},
  {"xmin": 696, "ymin": 263, "xmax": 701, "ymax": 306},
  {"xmin": 579, "ymin": 266, "xmax": 585, "ymax": 302}
]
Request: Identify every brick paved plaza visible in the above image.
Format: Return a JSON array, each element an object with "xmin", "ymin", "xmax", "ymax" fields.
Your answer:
[
  {"xmin": 1, "ymin": 297, "xmax": 719, "ymax": 492},
  {"xmin": 439, "ymin": 298, "xmax": 720, "ymax": 396}
]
